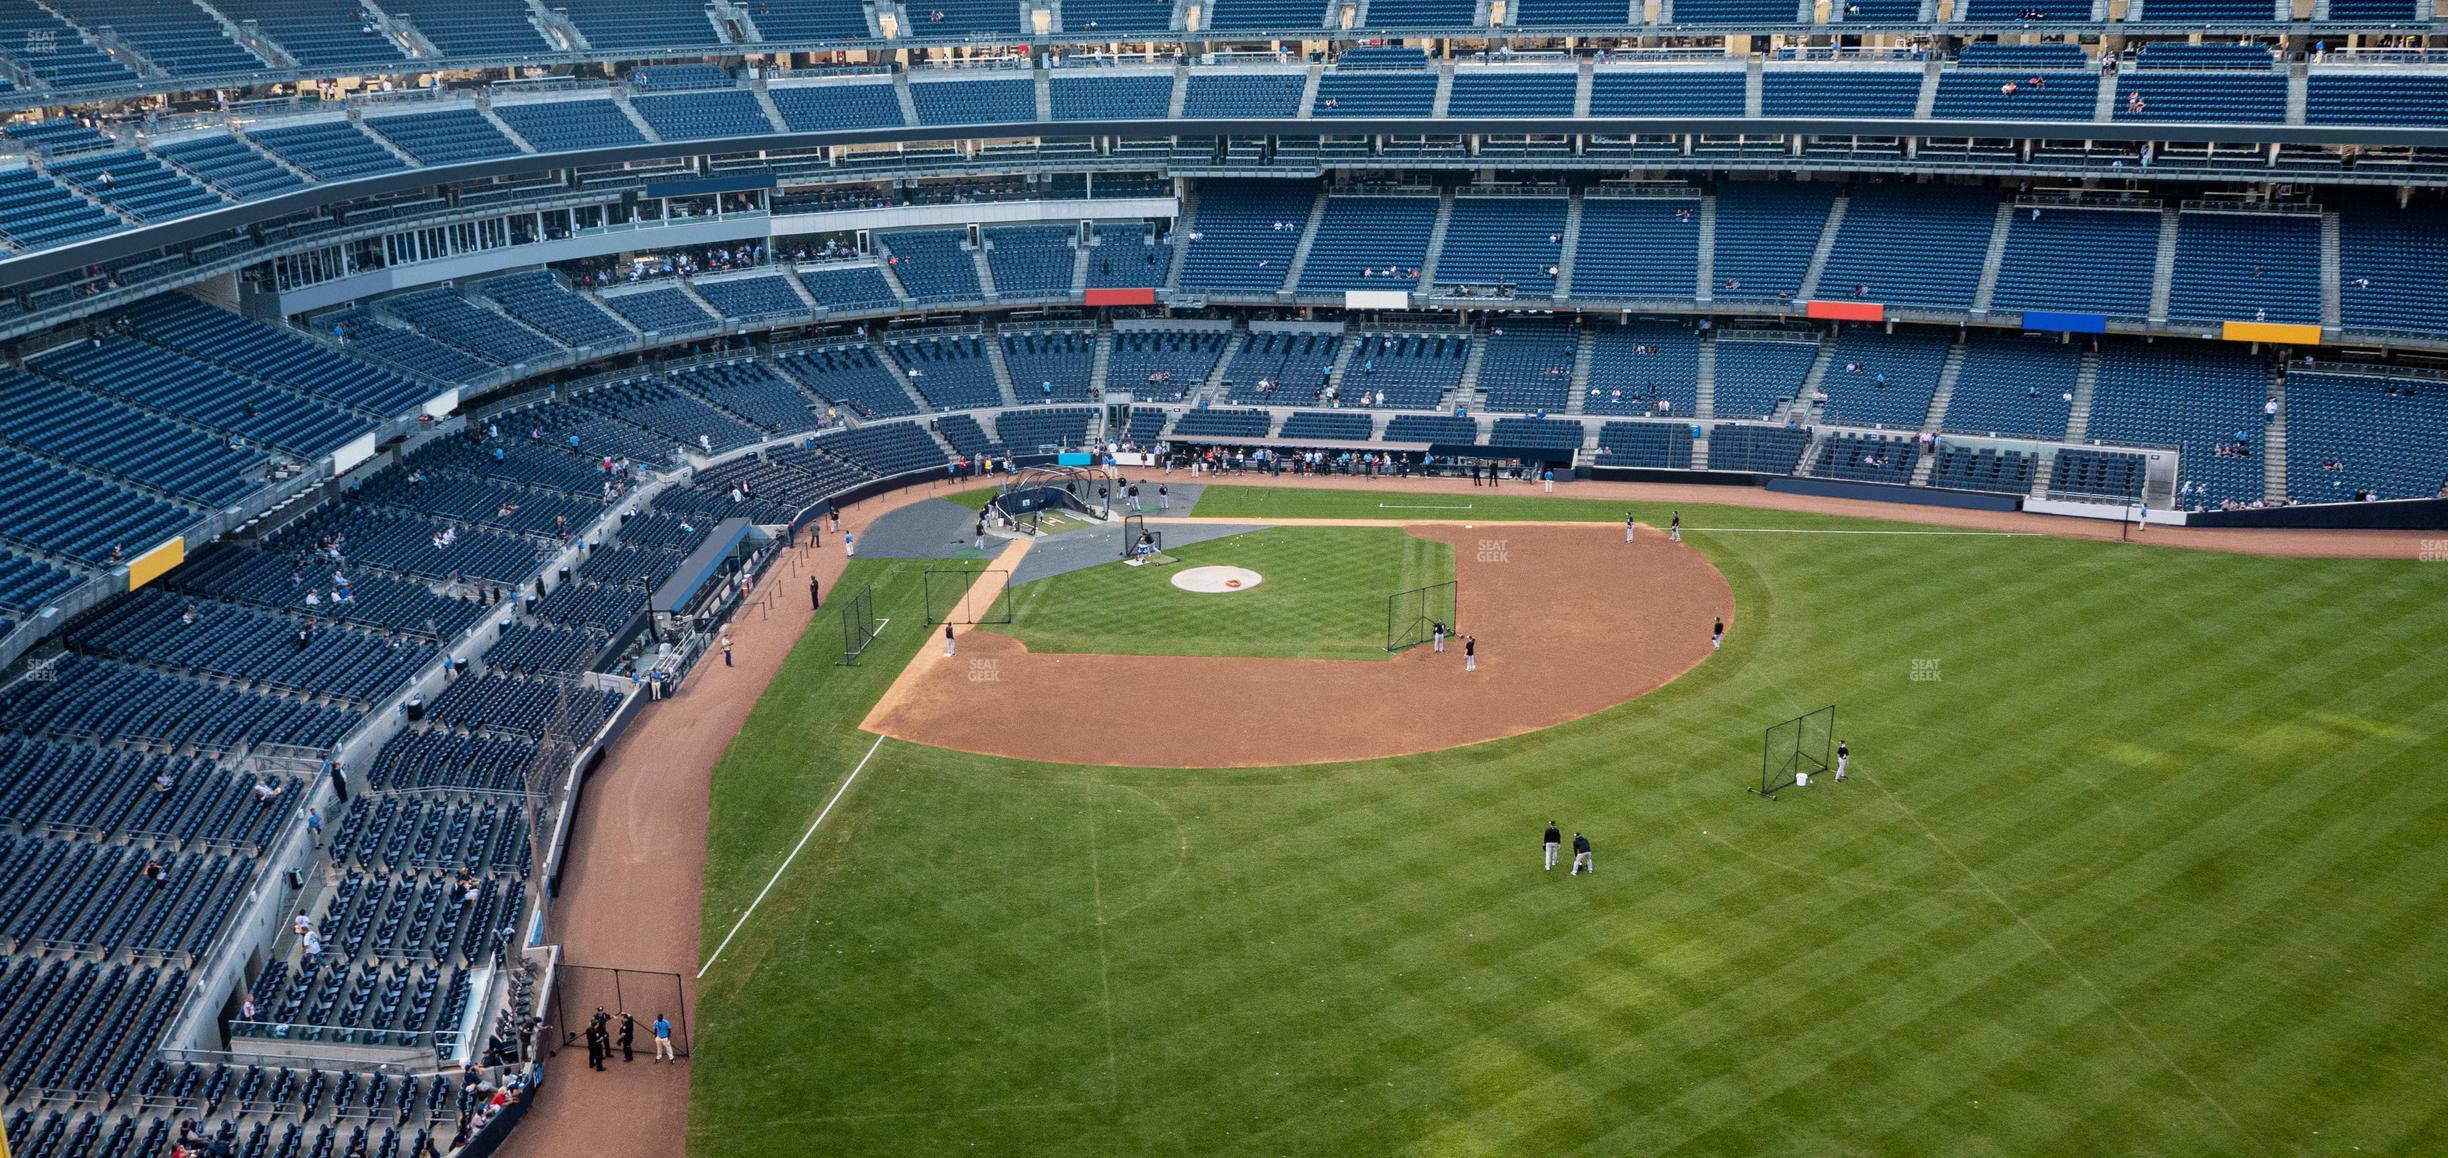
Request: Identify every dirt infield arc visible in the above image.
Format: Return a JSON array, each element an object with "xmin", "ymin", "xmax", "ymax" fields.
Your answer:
[{"xmin": 863, "ymin": 521, "xmax": 1733, "ymax": 767}]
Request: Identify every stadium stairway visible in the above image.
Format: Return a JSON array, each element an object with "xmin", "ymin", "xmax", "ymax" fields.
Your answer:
[
  {"xmin": 1693, "ymin": 332, "xmax": 1717, "ymax": 420},
  {"xmin": 1694, "ymin": 191, "xmax": 1717, "ymax": 301},
  {"xmin": 1167, "ymin": 61, "xmax": 1189, "ymax": 117},
  {"xmin": 2065, "ymin": 347, "xmax": 2101, "ymax": 442},
  {"xmin": 867, "ymin": 339, "xmax": 932, "ymax": 410},
  {"xmin": 1972, "ymin": 201, "xmax": 2015, "ymax": 312},
  {"xmin": 1279, "ymin": 190, "xmax": 1329, "ymax": 292},
  {"xmin": 1417, "ymin": 193, "xmax": 1454, "ymax": 288},
  {"xmin": 2319, "ymin": 209, "xmax": 2343, "ymax": 330},
  {"xmin": 476, "ymin": 103, "xmax": 537, "ymax": 153},
  {"xmin": 1070, "ymin": 236, "xmax": 1092, "ymax": 295},
  {"xmin": 1322, "ymin": 335, "xmax": 1358, "ymax": 403},
  {"xmin": 1797, "ymin": 194, "xmax": 1849, "ymax": 300},
  {"xmin": 1163, "ymin": 185, "xmax": 1194, "ymax": 292},
  {"xmin": 1554, "ymin": 193, "xmax": 1584, "ymax": 298},
  {"xmin": 610, "ymin": 91, "xmax": 659, "ymax": 140},
  {"xmin": 1202, "ymin": 328, "xmax": 1246, "ymax": 404},
  {"xmin": 1567, "ymin": 330, "xmax": 1596, "ymax": 417},
  {"xmin": 1450, "ymin": 337, "xmax": 1487, "ymax": 412},
  {"xmin": 751, "ymin": 83, "xmax": 790, "ymax": 138},
  {"xmin": 2149, "ymin": 207, "xmax": 2180, "ymax": 323},
  {"xmin": 982, "ymin": 330, "xmax": 1022, "ymax": 406},
  {"xmin": 890, "ymin": 72, "xmax": 920, "ymax": 126},
  {"xmin": 1088, "ymin": 326, "xmax": 1112, "ymax": 402},
  {"xmin": 1796, "ymin": 335, "xmax": 1838, "ymax": 424},
  {"xmin": 972, "ymin": 240, "xmax": 999, "ymax": 301},
  {"xmin": 872, "ymin": 260, "xmax": 915, "ymax": 304},
  {"xmin": 2264, "ymin": 364, "xmax": 2290, "ymax": 502}
]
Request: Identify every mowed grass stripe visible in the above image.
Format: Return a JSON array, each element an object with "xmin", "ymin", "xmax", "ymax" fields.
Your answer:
[{"xmin": 688, "ymin": 489, "xmax": 2448, "ymax": 1157}]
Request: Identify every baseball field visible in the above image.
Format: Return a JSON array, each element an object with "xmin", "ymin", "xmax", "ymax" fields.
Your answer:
[{"xmin": 683, "ymin": 485, "xmax": 2448, "ymax": 1156}]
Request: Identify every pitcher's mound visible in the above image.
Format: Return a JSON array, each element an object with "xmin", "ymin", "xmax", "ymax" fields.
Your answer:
[{"xmin": 1172, "ymin": 565, "xmax": 1263, "ymax": 593}]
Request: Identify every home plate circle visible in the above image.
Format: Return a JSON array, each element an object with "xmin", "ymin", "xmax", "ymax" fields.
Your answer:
[{"xmin": 1172, "ymin": 565, "xmax": 1264, "ymax": 593}]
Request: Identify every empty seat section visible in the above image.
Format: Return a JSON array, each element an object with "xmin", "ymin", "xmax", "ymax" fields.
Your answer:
[
  {"xmin": 799, "ymin": 266, "xmax": 900, "ymax": 311},
  {"xmin": 248, "ymin": 121, "xmax": 408, "ymax": 181},
  {"xmin": 692, "ymin": 275, "xmax": 807, "ymax": 322},
  {"xmin": 777, "ymin": 345, "xmax": 918, "ymax": 418},
  {"xmin": 631, "ymin": 91, "xmax": 776, "ymax": 140},
  {"xmin": 878, "ymin": 230, "xmax": 983, "ymax": 301},
  {"xmin": 1713, "ymin": 339, "xmax": 1818, "ymax": 420},
  {"xmin": 365, "ymin": 109, "xmax": 521, "ymax": 165},
  {"xmin": 1445, "ymin": 72, "xmax": 1578, "ymax": 117},
  {"xmin": 490, "ymin": 100, "xmax": 647, "ymax": 151},
  {"xmin": 1817, "ymin": 329, "xmax": 1948, "ymax": 428},
  {"xmin": 2167, "ymin": 211, "xmax": 2321, "ymax": 325},
  {"xmin": 1295, "ymin": 197, "xmax": 1437, "ymax": 291},
  {"xmin": 1051, "ymin": 74, "xmax": 1174, "ymax": 120},
  {"xmin": 1990, "ymin": 206, "xmax": 2160, "ymax": 321},
  {"xmin": 1710, "ymin": 182, "xmax": 1836, "ymax": 303},
  {"xmin": 1435, "ymin": 197, "xmax": 1566, "ymax": 296},
  {"xmin": 1177, "ymin": 181, "xmax": 1312, "ymax": 291},
  {"xmin": 1583, "ymin": 323, "xmax": 1699, "ymax": 416},
  {"xmin": 1475, "ymin": 323, "xmax": 1579, "ymax": 413},
  {"xmin": 474, "ymin": 272, "xmax": 631, "ymax": 347},
  {"xmin": 1002, "ymin": 330, "xmax": 1100, "ymax": 403},
  {"xmin": 1941, "ymin": 336, "xmax": 2080, "ymax": 439},
  {"xmin": 1313, "ymin": 72, "xmax": 1438, "ymax": 116},
  {"xmin": 1339, "ymin": 333, "xmax": 1468, "ymax": 409},
  {"xmin": 1589, "ymin": 71, "xmax": 1746, "ymax": 116},
  {"xmin": 2280, "ymin": 371, "xmax": 2448, "ymax": 502},
  {"xmin": 984, "ymin": 226, "xmax": 1078, "ymax": 298},
  {"xmin": 1571, "ymin": 196, "xmax": 1700, "ymax": 299},
  {"xmin": 156, "ymin": 135, "xmax": 307, "ymax": 199},
  {"xmin": 1933, "ymin": 70, "xmax": 2099, "ymax": 121},
  {"xmin": 887, "ymin": 335, "xmax": 1004, "ymax": 410},
  {"xmin": 555, "ymin": 0, "xmax": 721, "ymax": 48},
  {"xmin": 1761, "ymin": 71, "xmax": 1923, "ymax": 118},
  {"xmin": 1110, "ymin": 330, "xmax": 1227, "ymax": 401},
  {"xmin": 1181, "ymin": 74, "xmax": 1307, "ymax": 117},
  {"xmin": 2088, "ymin": 340, "xmax": 2267, "ymax": 507},
  {"xmin": 211, "ymin": 0, "xmax": 409, "ymax": 68},
  {"xmin": 2336, "ymin": 195, "xmax": 2448, "ymax": 335},
  {"xmin": 910, "ymin": 79, "xmax": 1035, "ymax": 126},
  {"xmin": 1819, "ymin": 184, "xmax": 1994, "ymax": 310},
  {"xmin": 2304, "ymin": 74, "xmax": 2448, "ymax": 128},
  {"xmin": 1594, "ymin": 421, "xmax": 1694, "ymax": 468},
  {"xmin": 768, "ymin": 83, "xmax": 907, "ymax": 131}
]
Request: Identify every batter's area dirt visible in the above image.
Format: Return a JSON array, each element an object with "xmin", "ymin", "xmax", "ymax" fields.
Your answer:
[{"xmin": 865, "ymin": 522, "xmax": 1732, "ymax": 767}]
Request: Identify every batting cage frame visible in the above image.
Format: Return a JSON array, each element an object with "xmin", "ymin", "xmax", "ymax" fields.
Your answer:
[
  {"xmin": 1118, "ymin": 514, "xmax": 1173, "ymax": 565},
  {"xmin": 548, "ymin": 963, "xmax": 690, "ymax": 1058},
  {"xmin": 1385, "ymin": 580, "xmax": 1459, "ymax": 652},
  {"xmin": 1755, "ymin": 704, "xmax": 1836, "ymax": 798},
  {"xmin": 923, "ymin": 568, "xmax": 1012, "ymax": 626},
  {"xmin": 839, "ymin": 584, "xmax": 882, "ymax": 666}
]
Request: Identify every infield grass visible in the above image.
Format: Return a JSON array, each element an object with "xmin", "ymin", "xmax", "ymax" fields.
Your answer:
[
  {"xmin": 690, "ymin": 488, "xmax": 2448, "ymax": 1157},
  {"xmin": 1002, "ymin": 526, "xmax": 1451, "ymax": 660}
]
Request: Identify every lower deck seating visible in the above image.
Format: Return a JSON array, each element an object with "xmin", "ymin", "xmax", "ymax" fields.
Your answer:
[
  {"xmin": 1927, "ymin": 445, "xmax": 2036, "ymax": 495},
  {"xmin": 1595, "ymin": 421, "xmax": 1694, "ymax": 468}
]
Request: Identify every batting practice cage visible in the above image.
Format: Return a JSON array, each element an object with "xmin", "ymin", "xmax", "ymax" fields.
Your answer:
[
  {"xmin": 993, "ymin": 465, "xmax": 1109, "ymax": 534},
  {"xmin": 1385, "ymin": 580, "xmax": 1458, "ymax": 652},
  {"xmin": 1756, "ymin": 705, "xmax": 1837, "ymax": 797},
  {"xmin": 924, "ymin": 568, "xmax": 1012, "ymax": 626},
  {"xmin": 839, "ymin": 584, "xmax": 882, "ymax": 666},
  {"xmin": 1119, "ymin": 515, "xmax": 1173, "ymax": 565}
]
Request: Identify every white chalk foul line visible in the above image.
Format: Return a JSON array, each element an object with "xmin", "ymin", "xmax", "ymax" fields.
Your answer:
[
  {"xmin": 1377, "ymin": 503, "xmax": 1476, "ymax": 510},
  {"xmin": 1685, "ymin": 528, "xmax": 2036, "ymax": 537},
  {"xmin": 699, "ymin": 732, "xmax": 888, "ymax": 980}
]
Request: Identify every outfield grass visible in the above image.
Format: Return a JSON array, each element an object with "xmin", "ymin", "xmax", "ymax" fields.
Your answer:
[
  {"xmin": 691, "ymin": 492, "xmax": 2448, "ymax": 1157},
  {"xmin": 1001, "ymin": 527, "xmax": 1451, "ymax": 660}
]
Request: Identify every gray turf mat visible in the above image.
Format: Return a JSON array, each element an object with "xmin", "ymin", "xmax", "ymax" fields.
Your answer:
[{"xmin": 852, "ymin": 498, "xmax": 1011, "ymax": 560}]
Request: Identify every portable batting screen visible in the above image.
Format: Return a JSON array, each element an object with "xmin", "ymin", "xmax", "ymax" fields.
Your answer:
[
  {"xmin": 1385, "ymin": 580, "xmax": 1458, "ymax": 652},
  {"xmin": 923, "ymin": 568, "xmax": 1012, "ymax": 626},
  {"xmin": 1757, "ymin": 705, "xmax": 1836, "ymax": 797},
  {"xmin": 839, "ymin": 584, "xmax": 881, "ymax": 666}
]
